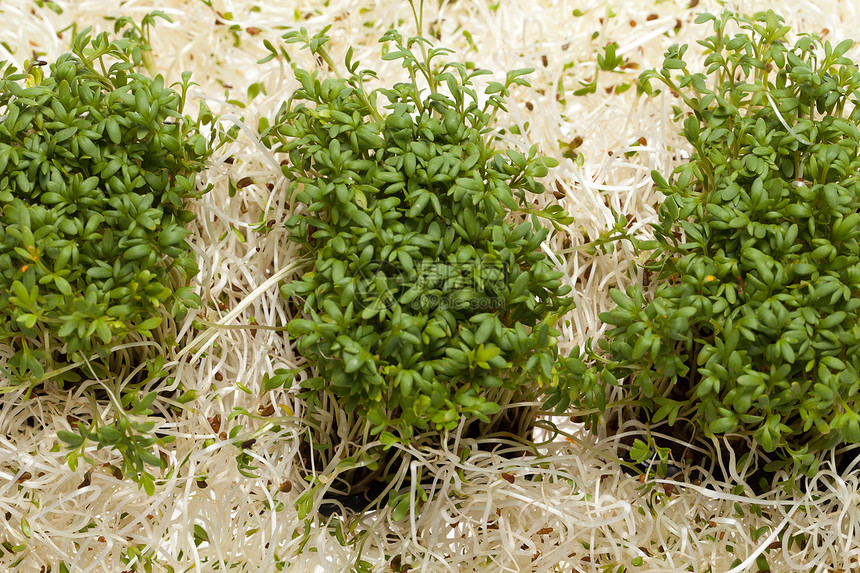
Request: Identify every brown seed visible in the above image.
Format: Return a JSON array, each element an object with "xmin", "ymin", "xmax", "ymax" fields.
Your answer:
[
  {"xmin": 78, "ymin": 472, "xmax": 91, "ymax": 489},
  {"xmin": 630, "ymin": 20, "xmax": 637, "ymax": 27},
  {"xmin": 525, "ymin": 101, "xmax": 534, "ymax": 111},
  {"xmin": 266, "ymin": 183, "xmax": 274, "ymax": 191},
  {"xmin": 224, "ymin": 156, "xmax": 234, "ymax": 164},
  {"xmin": 98, "ymin": 536, "xmax": 106, "ymax": 542},
  {"xmin": 16, "ymin": 472, "xmax": 31, "ymax": 483},
  {"xmin": 501, "ymin": 472, "xmax": 515, "ymax": 484},
  {"xmin": 241, "ymin": 439, "xmax": 256, "ymax": 449},
  {"xmin": 541, "ymin": 55, "xmax": 548, "ymax": 67},
  {"xmin": 111, "ymin": 466, "xmax": 123, "ymax": 480},
  {"xmin": 638, "ymin": 137, "xmax": 647, "ymax": 146},
  {"xmin": 646, "ymin": 13, "xmax": 658, "ymax": 21},
  {"xmin": 214, "ymin": 372, "xmax": 223, "ymax": 381},
  {"xmin": 4, "ymin": 512, "xmax": 10, "ymax": 520},
  {"xmin": 537, "ymin": 527, "xmax": 553, "ymax": 535},
  {"xmin": 246, "ymin": 27, "xmax": 262, "ymax": 35},
  {"xmin": 259, "ymin": 403, "xmax": 275, "ymax": 416},
  {"xmin": 197, "ymin": 479, "xmax": 208, "ymax": 489},
  {"xmin": 219, "ymin": 432, "xmax": 227, "ymax": 440},
  {"xmin": 237, "ymin": 177, "xmax": 254, "ymax": 188},
  {"xmin": 279, "ymin": 480, "xmax": 292, "ymax": 493},
  {"xmin": 208, "ymin": 415, "xmax": 221, "ymax": 433}
]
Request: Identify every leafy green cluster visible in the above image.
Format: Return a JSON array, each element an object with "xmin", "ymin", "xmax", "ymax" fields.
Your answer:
[
  {"xmin": 569, "ymin": 10, "xmax": 860, "ymax": 475},
  {"xmin": 266, "ymin": 26, "xmax": 573, "ymax": 439},
  {"xmin": 0, "ymin": 24, "xmax": 211, "ymax": 386}
]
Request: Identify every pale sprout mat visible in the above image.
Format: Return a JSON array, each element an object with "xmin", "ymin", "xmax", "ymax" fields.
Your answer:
[{"xmin": 1, "ymin": 0, "xmax": 860, "ymax": 571}]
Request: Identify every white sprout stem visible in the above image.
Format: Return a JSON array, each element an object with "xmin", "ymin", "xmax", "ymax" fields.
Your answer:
[
  {"xmin": 725, "ymin": 507, "xmax": 800, "ymax": 573},
  {"xmin": 766, "ymin": 91, "xmax": 812, "ymax": 145},
  {"xmin": 176, "ymin": 260, "xmax": 301, "ymax": 363},
  {"xmin": 217, "ymin": 113, "xmax": 284, "ymax": 173},
  {"xmin": 187, "ymin": 87, "xmax": 283, "ymax": 172}
]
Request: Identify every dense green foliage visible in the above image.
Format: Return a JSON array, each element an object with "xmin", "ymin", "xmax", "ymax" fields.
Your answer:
[
  {"xmin": 266, "ymin": 25, "xmax": 574, "ymax": 441},
  {"xmin": 0, "ymin": 23, "xmax": 211, "ymax": 387},
  {"xmin": 566, "ymin": 10, "xmax": 860, "ymax": 475}
]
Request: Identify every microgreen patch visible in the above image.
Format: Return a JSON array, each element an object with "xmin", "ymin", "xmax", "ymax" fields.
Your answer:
[
  {"xmin": 265, "ymin": 13, "xmax": 574, "ymax": 470},
  {"xmin": 0, "ymin": 23, "xmax": 213, "ymax": 388},
  {"xmin": 564, "ymin": 9, "xmax": 860, "ymax": 477}
]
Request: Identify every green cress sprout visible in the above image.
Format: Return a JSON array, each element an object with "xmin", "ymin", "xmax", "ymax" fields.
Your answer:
[
  {"xmin": 0, "ymin": 19, "xmax": 212, "ymax": 389},
  {"xmin": 562, "ymin": 10, "xmax": 860, "ymax": 478},
  {"xmin": 263, "ymin": 15, "xmax": 574, "ymax": 473}
]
